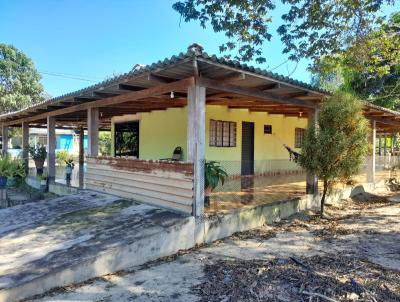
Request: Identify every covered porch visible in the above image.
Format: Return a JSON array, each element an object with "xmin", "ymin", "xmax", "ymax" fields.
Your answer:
[{"xmin": 1, "ymin": 45, "xmax": 399, "ymax": 216}]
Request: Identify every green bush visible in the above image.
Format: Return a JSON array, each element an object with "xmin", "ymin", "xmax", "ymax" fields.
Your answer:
[
  {"xmin": 99, "ymin": 131, "xmax": 111, "ymax": 156},
  {"xmin": 27, "ymin": 144, "xmax": 47, "ymax": 160},
  {"xmin": 56, "ymin": 150, "xmax": 71, "ymax": 166},
  {"xmin": 204, "ymin": 160, "xmax": 228, "ymax": 190}
]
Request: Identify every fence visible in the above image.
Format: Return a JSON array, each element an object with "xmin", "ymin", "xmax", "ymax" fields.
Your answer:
[{"xmin": 85, "ymin": 156, "xmax": 194, "ymax": 214}]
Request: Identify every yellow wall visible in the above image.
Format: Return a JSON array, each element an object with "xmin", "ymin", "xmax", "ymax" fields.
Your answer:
[
  {"xmin": 139, "ymin": 108, "xmax": 188, "ymax": 160},
  {"xmin": 205, "ymin": 105, "xmax": 307, "ymax": 161},
  {"xmin": 111, "ymin": 105, "xmax": 308, "ymax": 163}
]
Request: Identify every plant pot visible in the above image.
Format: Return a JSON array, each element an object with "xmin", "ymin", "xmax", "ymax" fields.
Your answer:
[
  {"xmin": 6, "ymin": 176, "xmax": 16, "ymax": 188},
  {"xmin": 65, "ymin": 166, "xmax": 73, "ymax": 175},
  {"xmin": 34, "ymin": 158, "xmax": 45, "ymax": 175},
  {"xmin": 0, "ymin": 176, "xmax": 8, "ymax": 189},
  {"xmin": 204, "ymin": 187, "xmax": 213, "ymax": 208}
]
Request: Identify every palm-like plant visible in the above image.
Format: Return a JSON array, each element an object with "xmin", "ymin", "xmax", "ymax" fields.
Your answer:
[
  {"xmin": 27, "ymin": 144, "xmax": 47, "ymax": 175},
  {"xmin": 204, "ymin": 160, "xmax": 228, "ymax": 207}
]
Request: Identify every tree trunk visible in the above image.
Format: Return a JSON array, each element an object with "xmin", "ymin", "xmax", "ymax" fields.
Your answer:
[{"xmin": 320, "ymin": 180, "xmax": 328, "ymax": 217}]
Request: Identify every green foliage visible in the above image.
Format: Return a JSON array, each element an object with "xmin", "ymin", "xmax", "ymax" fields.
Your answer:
[
  {"xmin": 173, "ymin": 0, "xmax": 395, "ymax": 64},
  {"xmin": 299, "ymin": 92, "xmax": 370, "ymax": 216},
  {"xmin": 0, "ymin": 153, "xmax": 14, "ymax": 177},
  {"xmin": 0, "ymin": 154, "xmax": 26, "ymax": 186},
  {"xmin": 99, "ymin": 131, "xmax": 111, "ymax": 155},
  {"xmin": 312, "ymin": 12, "xmax": 400, "ymax": 110},
  {"xmin": 204, "ymin": 160, "xmax": 228, "ymax": 190},
  {"xmin": 38, "ymin": 173, "xmax": 48, "ymax": 181},
  {"xmin": 56, "ymin": 150, "xmax": 71, "ymax": 166},
  {"xmin": 27, "ymin": 144, "xmax": 47, "ymax": 160},
  {"xmin": 9, "ymin": 157, "xmax": 26, "ymax": 179},
  {"xmin": 65, "ymin": 157, "xmax": 74, "ymax": 168},
  {"xmin": 0, "ymin": 44, "xmax": 43, "ymax": 113}
]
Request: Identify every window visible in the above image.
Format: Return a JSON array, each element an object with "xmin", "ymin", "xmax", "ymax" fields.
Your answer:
[
  {"xmin": 264, "ymin": 125, "xmax": 272, "ymax": 134},
  {"xmin": 295, "ymin": 128, "xmax": 306, "ymax": 148},
  {"xmin": 209, "ymin": 119, "xmax": 236, "ymax": 147}
]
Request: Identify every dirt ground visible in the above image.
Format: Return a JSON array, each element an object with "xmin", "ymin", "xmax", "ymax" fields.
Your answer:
[{"xmin": 27, "ymin": 192, "xmax": 400, "ymax": 302}]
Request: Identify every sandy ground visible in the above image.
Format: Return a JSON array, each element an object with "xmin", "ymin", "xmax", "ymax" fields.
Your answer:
[{"xmin": 27, "ymin": 192, "xmax": 400, "ymax": 302}]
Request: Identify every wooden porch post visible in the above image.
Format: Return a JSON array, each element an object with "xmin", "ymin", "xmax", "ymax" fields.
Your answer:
[
  {"xmin": 87, "ymin": 107, "xmax": 99, "ymax": 156},
  {"xmin": 22, "ymin": 122, "xmax": 29, "ymax": 174},
  {"xmin": 1, "ymin": 125, "xmax": 8, "ymax": 154},
  {"xmin": 78, "ymin": 126, "xmax": 84, "ymax": 188},
  {"xmin": 47, "ymin": 116, "xmax": 56, "ymax": 182},
  {"xmin": 383, "ymin": 134, "xmax": 387, "ymax": 155},
  {"xmin": 306, "ymin": 107, "xmax": 319, "ymax": 195},
  {"xmin": 187, "ymin": 84, "xmax": 206, "ymax": 216},
  {"xmin": 378, "ymin": 133, "xmax": 382, "ymax": 155},
  {"xmin": 367, "ymin": 120, "xmax": 376, "ymax": 183}
]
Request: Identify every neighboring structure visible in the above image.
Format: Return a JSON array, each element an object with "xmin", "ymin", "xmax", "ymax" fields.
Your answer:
[
  {"xmin": 0, "ymin": 44, "xmax": 399, "ymax": 216},
  {"xmin": 8, "ymin": 128, "xmax": 88, "ymax": 155}
]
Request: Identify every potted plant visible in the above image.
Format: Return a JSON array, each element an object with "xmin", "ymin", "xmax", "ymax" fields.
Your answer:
[
  {"xmin": 65, "ymin": 157, "xmax": 74, "ymax": 185},
  {"xmin": 7, "ymin": 158, "xmax": 26, "ymax": 187},
  {"xmin": 204, "ymin": 160, "xmax": 228, "ymax": 207},
  {"xmin": 39, "ymin": 173, "xmax": 48, "ymax": 192},
  {"xmin": 0, "ymin": 154, "xmax": 12, "ymax": 189},
  {"xmin": 27, "ymin": 144, "xmax": 47, "ymax": 175}
]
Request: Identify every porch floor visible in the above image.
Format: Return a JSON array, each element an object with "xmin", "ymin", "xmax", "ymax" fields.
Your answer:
[{"xmin": 207, "ymin": 170, "xmax": 392, "ymax": 214}]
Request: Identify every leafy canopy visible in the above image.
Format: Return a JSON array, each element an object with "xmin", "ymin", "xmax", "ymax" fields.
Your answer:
[
  {"xmin": 299, "ymin": 92, "xmax": 370, "ymax": 214},
  {"xmin": 312, "ymin": 12, "xmax": 400, "ymax": 110},
  {"xmin": 173, "ymin": 0, "xmax": 395, "ymax": 64},
  {"xmin": 0, "ymin": 44, "xmax": 43, "ymax": 113}
]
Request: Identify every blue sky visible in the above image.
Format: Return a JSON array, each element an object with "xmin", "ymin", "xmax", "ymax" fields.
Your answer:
[{"xmin": 0, "ymin": 1, "xmax": 396, "ymax": 97}]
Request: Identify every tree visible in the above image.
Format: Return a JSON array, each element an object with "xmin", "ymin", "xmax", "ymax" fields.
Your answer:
[
  {"xmin": 173, "ymin": 0, "xmax": 395, "ymax": 65},
  {"xmin": 312, "ymin": 12, "xmax": 400, "ymax": 110},
  {"xmin": 299, "ymin": 92, "xmax": 369, "ymax": 217},
  {"xmin": 0, "ymin": 44, "xmax": 43, "ymax": 114},
  {"xmin": 99, "ymin": 131, "xmax": 111, "ymax": 156}
]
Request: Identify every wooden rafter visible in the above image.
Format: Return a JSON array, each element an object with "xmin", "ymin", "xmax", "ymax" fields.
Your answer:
[
  {"xmin": 196, "ymin": 77, "xmax": 316, "ymax": 108},
  {"xmin": 2, "ymin": 77, "xmax": 195, "ymax": 126}
]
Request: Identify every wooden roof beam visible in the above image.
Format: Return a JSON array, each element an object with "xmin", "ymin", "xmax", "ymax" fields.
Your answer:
[
  {"xmin": 147, "ymin": 73, "xmax": 175, "ymax": 84},
  {"xmin": 118, "ymin": 84, "xmax": 144, "ymax": 91},
  {"xmin": 256, "ymin": 83, "xmax": 280, "ymax": 91},
  {"xmin": 284, "ymin": 91, "xmax": 309, "ymax": 98},
  {"xmin": 93, "ymin": 91, "xmax": 120, "ymax": 98},
  {"xmin": 2, "ymin": 77, "xmax": 195, "ymax": 126},
  {"xmin": 197, "ymin": 77, "xmax": 316, "ymax": 108},
  {"xmin": 368, "ymin": 116, "xmax": 400, "ymax": 127},
  {"xmin": 218, "ymin": 72, "xmax": 246, "ymax": 83}
]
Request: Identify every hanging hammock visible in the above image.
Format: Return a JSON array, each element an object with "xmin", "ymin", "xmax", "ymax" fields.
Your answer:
[{"xmin": 283, "ymin": 144, "xmax": 301, "ymax": 163}]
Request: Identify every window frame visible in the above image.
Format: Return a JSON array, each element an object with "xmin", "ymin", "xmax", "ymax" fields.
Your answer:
[
  {"xmin": 209, "ymin": 119, "xmax": 237, "ymax": 147},
  {"xmin": 294, "ymin": 127, "xmax": 306, "ymax": 148}
]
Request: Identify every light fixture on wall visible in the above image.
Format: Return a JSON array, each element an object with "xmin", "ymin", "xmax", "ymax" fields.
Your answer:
[
  {"xmin": 170, "ymin": 91, "xmax": 175, "ymax": 99},
  {"xmin": 299, "ymin": 111, "xmax": 303, "ymax": 117}
]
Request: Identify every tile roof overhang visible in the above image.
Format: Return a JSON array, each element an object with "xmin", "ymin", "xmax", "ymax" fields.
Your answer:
[{"xmin": 0, "ymin": 45, "xmax": 398, "ymax": 133}]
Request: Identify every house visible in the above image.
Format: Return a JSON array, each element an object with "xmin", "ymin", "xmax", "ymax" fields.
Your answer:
[
  {"xmin": 8, "ymin": 128, "xmax": 88, "ymax": 155},
  {"xmin": 0, "ymin": 44, "xmax": 398, "ymax": 216}
]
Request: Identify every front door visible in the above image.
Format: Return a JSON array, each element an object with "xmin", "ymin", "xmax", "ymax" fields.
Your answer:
[
  {"xmin": 114, "ymin": 121, "xmax": 139, "ymax": 157},
  {"xmin": 241, "ymin": 121, "xmax": 254, "ymax": 175}
]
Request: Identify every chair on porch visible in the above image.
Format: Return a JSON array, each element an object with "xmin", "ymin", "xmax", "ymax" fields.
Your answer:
[{"xmin": 160, "ymin": 146, "xmax": 183, "ymax": 161}]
